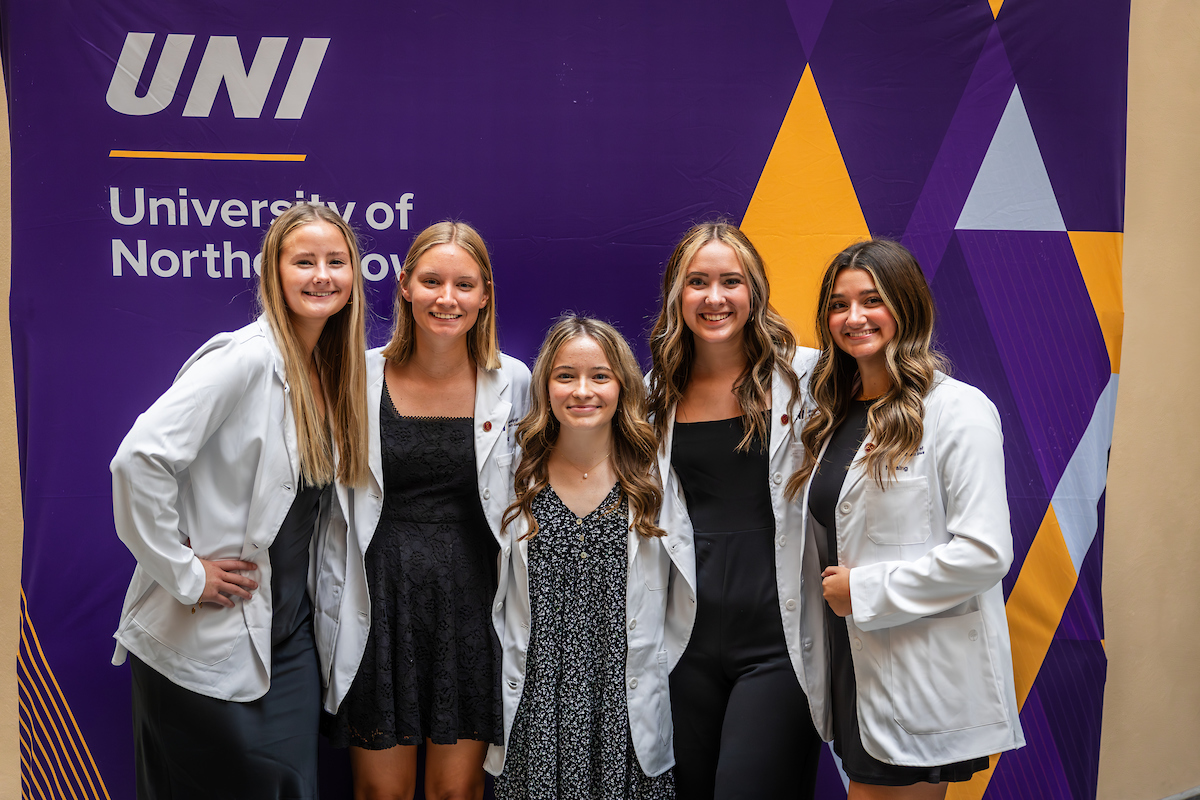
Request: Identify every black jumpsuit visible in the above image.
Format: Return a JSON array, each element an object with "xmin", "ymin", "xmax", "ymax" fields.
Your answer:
[{"xmin": 668, "ymin": 416, "xmax": 821, "ymax": 800}]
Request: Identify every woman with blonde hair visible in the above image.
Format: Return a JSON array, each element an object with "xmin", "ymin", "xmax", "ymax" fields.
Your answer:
[
  {"xmin": 791, "ymin": 238, "xmax": 1024, "ymax": 798},
  {"xmin": 325, "ymin": 221, "xmax": 530, "ymax": 800},
  {"xmin": 111, "ymin": 202, "xmax": 370, "ymax": 799},
  {"xmin": 647, "ymin": 222, "xmax": 823, "ymax": 799},
  {"xmin": 488, "ymin": 316, "xmax": 679, "ymax": 800}
]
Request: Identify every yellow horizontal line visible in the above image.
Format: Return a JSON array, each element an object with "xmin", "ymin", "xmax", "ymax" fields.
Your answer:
[{"xmin": 109, "ymin": 150, "xmax": 306, "ymax": 162}]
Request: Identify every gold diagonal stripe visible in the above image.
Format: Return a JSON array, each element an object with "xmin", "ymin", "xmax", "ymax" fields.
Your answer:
[{"xmin": 20, "ymin": 590, "xmax": 111, "ymax": 799}]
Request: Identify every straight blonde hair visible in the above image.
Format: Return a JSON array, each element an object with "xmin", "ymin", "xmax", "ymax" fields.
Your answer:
[
  {"xmin": 503, "ymin": 317, "xmax": 665, "ymax": 540},
  {"xmin": 380, "ymin": 221, "xmax": 501, "ymax": 370},
  {"xmin": 258, "ymin": 203, "xmax": 369, "ymax": 487},
  {"xmin": 787, "ymin": 238, "xmax": 947, "ymax": 498},
  {"xmin": 647, "ymin": 222, "xmax": 799, "ymax": 451}
]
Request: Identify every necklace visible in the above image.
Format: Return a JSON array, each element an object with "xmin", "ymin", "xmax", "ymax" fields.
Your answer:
[{"xmin": 563, "ymin": 452, "xmax": 610, "ymax": 480}]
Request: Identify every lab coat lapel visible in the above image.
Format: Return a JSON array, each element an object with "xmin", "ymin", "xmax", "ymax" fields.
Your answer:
[{"xmin": 474, "ymin": 365, "xmax": 511, "ymax": 478}]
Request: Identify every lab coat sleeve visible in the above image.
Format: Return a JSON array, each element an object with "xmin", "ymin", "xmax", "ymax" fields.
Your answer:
[
  {"xmin": 110, "ymin": 338, "xmax": 265, "ymax": 605},
  {"xmin": 849, "ymin": 387, "xmax": 1013, "ymax": 631}
]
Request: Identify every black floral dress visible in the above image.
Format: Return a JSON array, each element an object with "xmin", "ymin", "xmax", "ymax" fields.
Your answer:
[
  {"xmin": 324, "ymin": 387, "xmax": 503, "ymax": 748},
  {"xmin": 494, "ymin": 485, "xmax": 674, "ymax": 800}
]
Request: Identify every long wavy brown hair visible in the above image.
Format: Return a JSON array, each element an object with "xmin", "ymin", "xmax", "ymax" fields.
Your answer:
[
  {"xmin": 787, "ymin": 238, "xmax": 948, "ymax": 497},
  {"xmin": 258, "ymin": 203, "xmax": 369, "ymax": 487},
  {"xmin": 503, "ymin": 317, "xmax": 665, "ymax": 540},
  {"xmin": 647, "ymin": 222, "xmax": 799, "ymax": 451}
]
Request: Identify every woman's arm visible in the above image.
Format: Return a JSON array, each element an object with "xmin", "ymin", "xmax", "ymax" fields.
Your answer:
[
  {"xmin": 111, "ymin": 336, "xmax": 266, "ymax": 606},
  {"xmin": 847, "ymin": 386, "xmax": 1014, "ymax": 631}
]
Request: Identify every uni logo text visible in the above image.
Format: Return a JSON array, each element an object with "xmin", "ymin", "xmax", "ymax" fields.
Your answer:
[{"xmin": 106, "ymin": 33, "xmax": 329, "ymax": 119}]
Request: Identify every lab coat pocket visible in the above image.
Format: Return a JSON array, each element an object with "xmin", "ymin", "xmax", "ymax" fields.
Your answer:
[
  {"xmin": 131, "ymin": 584, "xmax": 243, "ymax": 666},
  {"xmin": 863, "ymin": 477, "xmax": 932, "ymax": 546},
  {"xmin": 889, "ymin": 610, "xmax": 1007, "ymax": 734}
]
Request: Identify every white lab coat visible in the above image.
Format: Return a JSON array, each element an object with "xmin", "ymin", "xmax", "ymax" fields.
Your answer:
[
  {"xmin": 657, "ymin": 349, "xmax": 826, "ymax": 719},
  {"xmin": 484, "ymin": 505, "xmax": 682, "ymax": 778},
  {"xmin": 797, "ymin": 373, "xmax": 1025, "ymax": 766},
  {"xmin": 111, "ymin": 316, "xmax": 353, "ymax": 707},
  {"xmin": 328, "ymin": 348, "xmax": 531, "ymax": 714}
]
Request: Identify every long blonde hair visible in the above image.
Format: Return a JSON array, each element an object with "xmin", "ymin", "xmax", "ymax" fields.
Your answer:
[
  {"xmin": 647, "ymin": 222, "xmax": 799, "ymax": 451},
  {"xmin": 380, "ymin": 221, "xmax": 501, "ymax": 370},
  {"xmin": 503, "ymin": 317, "xmax": 665, "ymax": 540},
  {"xmin": 258, "ymin": 203, "xmax": 369, "ymax": 487},
  {"xmin": 787, "ymin": 238, "xmax": 947, "ymax": 497}
]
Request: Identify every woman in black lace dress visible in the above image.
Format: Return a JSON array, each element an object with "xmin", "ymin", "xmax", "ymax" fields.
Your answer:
[
  {"xmin": 488, "ymin": 317, "xmax": 681, "ymax": 800},
  {"xmin": 324, "ymin": 222, "xmax": 530, "ymax": 800}
]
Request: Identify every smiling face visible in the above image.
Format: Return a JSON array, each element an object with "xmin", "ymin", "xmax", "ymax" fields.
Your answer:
[
  {"xmin": 278, "ymin": 220, "xmax": 353, "ymax": 333},
  {"xmin": 827, "ymin": 267, "xmax": 898, "ymax": 371},
  {"xmin": 400, "ymin": 243, "xmax": 489, "ymax": 345},
  {"xmin": 548, "ymin": 335, "xmax": 621, "ymax": 434},
  {"xmin": 679, "ymin": 240, "xmax": 752, "ymax": 349}
]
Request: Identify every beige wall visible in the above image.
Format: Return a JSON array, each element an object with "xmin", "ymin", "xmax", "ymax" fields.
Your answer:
[
  {"xmin": 0, "ymin": 4, "xmax": 1197, "ymax": 799},
  {"xmin": 1098, "ymin": 1, "xmax": 1200, "ymax": 799}
]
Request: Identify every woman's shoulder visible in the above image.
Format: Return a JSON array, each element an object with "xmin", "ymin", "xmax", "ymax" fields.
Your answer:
[
  {"xmin": 496, "ymin": 351, "xmax": 532, "ymax": 394},
  {"xmin": 789, "ymin": 346, "xmax": 821, "ymax": 379},
  {"xmin": 175, "ymin": 318, "xmax": 279, "ymax": 386},
  {"xmin": 497, "ymin": 351, "xmax": 532, "ymax": 378},
  {"xmin": 926, "ymin": 372, "xmax": 1000, "ymax": 427}
]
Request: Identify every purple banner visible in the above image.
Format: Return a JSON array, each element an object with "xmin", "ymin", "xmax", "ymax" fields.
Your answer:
[{"xmin": 3, "ymin": 2, "xmax": 1127, "ymax": 798}]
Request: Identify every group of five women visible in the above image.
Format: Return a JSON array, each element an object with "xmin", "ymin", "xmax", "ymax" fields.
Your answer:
[{"xmin": 111, "ymin": 204, "xmax": 1024, "ymax": 800}]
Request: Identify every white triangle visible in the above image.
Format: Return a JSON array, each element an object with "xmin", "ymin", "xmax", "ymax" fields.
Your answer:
[{"xmin": 955, "ymin": 86, "xmax": 1066, "ymax": 231}]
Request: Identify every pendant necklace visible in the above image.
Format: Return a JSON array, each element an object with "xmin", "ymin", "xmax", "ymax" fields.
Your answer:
[{"xmin": 567, "ymin": 452, "xmax": 610, "ymax": 480}]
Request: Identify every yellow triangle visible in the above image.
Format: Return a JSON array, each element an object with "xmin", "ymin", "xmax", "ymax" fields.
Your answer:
[
  {"xmin": 1068, "ymin": 231, "xmax": 1124, "ymax": 373},
  {"xmin": 741, "ymin": 64, "xmax": 870, "ymax": 348},
  {"xmin": 990, "ymin": 0, "xmax": 1003, "ymax": 19}
]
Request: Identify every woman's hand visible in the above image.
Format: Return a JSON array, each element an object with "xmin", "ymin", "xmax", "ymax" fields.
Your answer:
[
  {"xmin": 198, "ymin": 558, "xmax": 259, "ymax": 607},
  {"xmin": 821, "ymin": 566, "xmax": 853, "ymax": 617}
]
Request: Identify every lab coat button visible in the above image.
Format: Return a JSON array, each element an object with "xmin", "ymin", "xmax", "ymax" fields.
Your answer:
[
  {"xmin": 482, "ymin": 488, "xmax": 491, "ymax": 500},
  {"xmin": 852, "ymin": 638, "xmax": 862, "ymax": 651},
  {"xmin": 495, "ymin": 601, "xmax": 504, "ymax": 613},
  {"xmin": 628, "ymin": 678, "xmax": 638, "ymax": 689},
  {"xmin": 785, "ymin": 599, "xmax": 797, "ymax": 611},
  {"xmin": 840, "ymin": 502, "xmax": 852, "ymax": 514},
  {"xmin": 503, "ymin": 545, "xmax": 511, "ymax": 557},
  {"xmin": 968, "ymin": 629, "xmax": 979, "ymax": 642},
  {"xmin": 803, "ymin": 638, "xmax": 813, "ymax": 651},
  {"xmin": 776, "ymin": 534, "xmax": 786, "ymax": 548},
  {"xmin": 628, "ymin": 619, "xmax": 637, "ymax": 630},
  {"xmin": 483, "ymin": 421, "xmax": 492, "ymax": 432},
  {"xmin": 772, "ymin": 472, "xmax": 783, "ymax": 485}
]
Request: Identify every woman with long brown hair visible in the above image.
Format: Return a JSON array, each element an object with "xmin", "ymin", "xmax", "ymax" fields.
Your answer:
[
  {"xmin": 111, "ymin": 202, "xmax": 370, "ymax": 799},
  {"xmin": 791, "ymin": 238, "xmax": 1024, "ymax": 799},
  {"xmin": 647, "ymin": 222, "xmax": 823, "ymax": 799},
  {"xmin": 488, "ymin": 316, "xmax": 679, "ymax": 800},
  {"xmin": 325, "ymin": 221, "xmax": 530, "ymax": 800}
]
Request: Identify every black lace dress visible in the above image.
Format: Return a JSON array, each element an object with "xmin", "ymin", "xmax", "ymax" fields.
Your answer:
[
  {"xmin": 494, "ymin": 485, "xmax": 675, "ymax": 800},
  {"xmin": 324, "ymin": 388, "xmax": 503, "ymax": 748}
]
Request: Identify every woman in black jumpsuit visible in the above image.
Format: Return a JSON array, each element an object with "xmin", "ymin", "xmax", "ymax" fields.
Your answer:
[{"xmin": 647, "ymin": 223, "xmax": 822, "ymax": 799}]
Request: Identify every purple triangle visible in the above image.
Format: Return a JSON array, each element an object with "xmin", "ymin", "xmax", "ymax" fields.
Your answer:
[
  {"xmin": 903, "ymin": 25, "xmax": 1017, "ymax": 278},
  {"xmin": 997, "ymin": 0, "xmax": 1130, "ymax": 231},
  {"xmin": 1033, "ymin": 638, "xmax": 1106, "ymax": 799},
  {"xmin": 989, "ymin": 688, "xmax": 1075, "ymax": 799},
  {"xmin": 957, "ymin": 230, "xmax": 1110, "ymax": 495},
  {"xmin": 785, "ymin": 0, "xmax": 833, "ymax": 58},
  {"xmin": 807, "ymin": 0, "xmax": 995, "ymax": 237},
  {"xmin": 929, "ymin": 234, "xmax": 1049, "ymax": 598}
]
